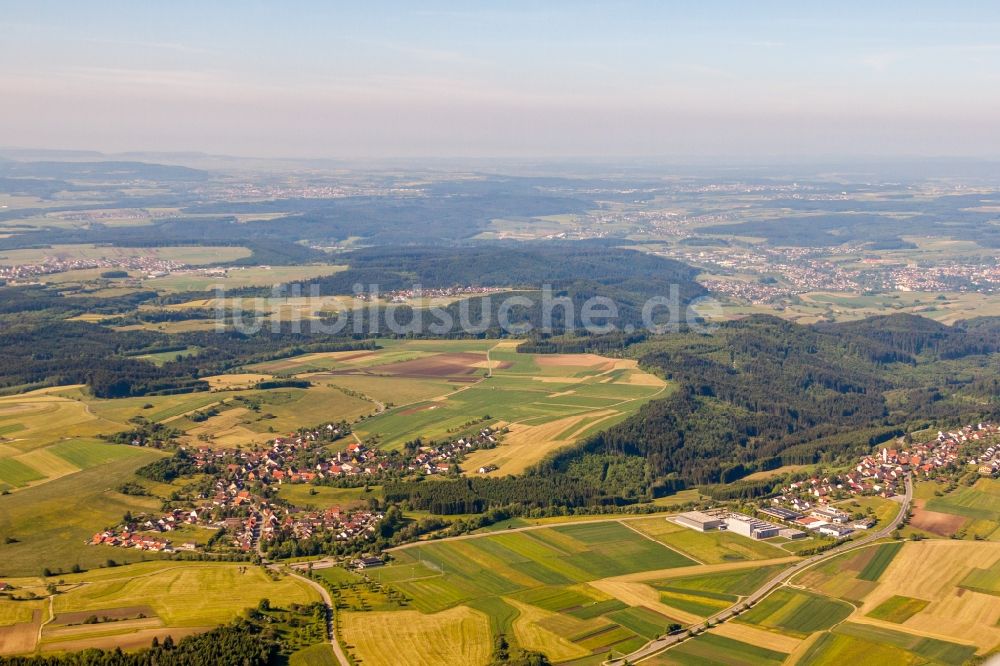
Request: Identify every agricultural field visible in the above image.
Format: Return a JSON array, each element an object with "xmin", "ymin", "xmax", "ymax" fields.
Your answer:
[
  {"xmin": 0, "ymin": 562, "xmax": 319, "ymax": 655},
  {"xmin": 164, "ymin": 385, "xmax": 375, "ymax": 447},
  {"xmin": 648, "ymin": 564, "xmax": 790, "ymax": 619},
  {"xmin": 865, "ymin": 595, "xmax": 929, "ymax": 623},
  {"xmin": 84, "ymin": 381, "xmax": 377, "ymax": 449},
  {"xmin": 339, "ymin": 519, "xmax": 712, "ymax": 665},
  {"xmin": 796, "ymin": 622, "xmax": 978, "ymax": 665},
  {"xmin": 922, "ymin": 478, "xmax": 1000, "ymax": 539},
  {"xmin": 243, "ymin": 339, "xmax": 669, "ymax": 472},
  {"xmin": 734, "ymin": 588, "xmax": 852, "ymax": 637},
  {"xmin": 0, "ymin": 451, "xmax": 168, "ymax": 576},
  {"xmin": 788, "ymin": 539, "xmax": 1000, "ymax": 658},
  {"xmin": 793, "ymin": 541, "xmax": 904, "ymax": 605},
  {"xmin": 340, "ymin": 606, "xmax": 491, "ymax": 666},
  {"xmin": 645, "ymin": 632, "xmax": 789, "ymax": 666},
  {"xmin": 0, "ymin": 389, "xmax": 133, "ymax": 490},
  {"xmin": 958, "ymin": 559, "xmax": 1000, "ymax": 596},
  {"xmin": 830, "ymin": 541, "xmax": 1000, "ymax": 655}
]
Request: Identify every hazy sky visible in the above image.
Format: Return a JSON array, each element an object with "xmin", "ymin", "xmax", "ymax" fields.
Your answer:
[{"xmin": 3, "ymin": 1, "xmax": 1000, "ymax": 159}]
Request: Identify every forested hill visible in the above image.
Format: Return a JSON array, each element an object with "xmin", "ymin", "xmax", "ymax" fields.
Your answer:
[
  {"xmin": 289, "ymin": 243, "xmax": 705, "ymax": 299},
  {"xmin": 541, "ymin": 313, "xmax": 1000, "ymax": 486}
]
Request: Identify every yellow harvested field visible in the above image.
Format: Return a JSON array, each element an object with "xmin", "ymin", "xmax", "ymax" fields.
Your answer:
[
  {"xmin": 742, "ymin": 464, "xmax": 810, "ymax": 481},
  {"xmin": 856, "ymin": 541, "xmax": 1000, "ymax": 653},
  {"xmin": 44, "ymin": 617, "xmax": 163, "ymax": 641},
  {"xmin": 0, "ymin": 393, "xmax": 117, "ymax": 450},
  {"xmin": 202, "ymin": 374, "xmax": 273, "ymax": 390},
  {"xmin": 586, "ymin": 580, "xmax": 703, "ymax": 625},
  {"xmin": 534, "ymin": 354, "xmax": 616, "ymax": 368},
  {"xmin": 624, "ymin": 371, "xmax": 667, "ymax": 387},
  {"xmin": 0, "ymin": 611, "xmax": 41, "ymax": 656},
  {"xmin": 10, "ymin": 447, "xmax": 80, "ymax": 480},
  {"xmin": 51, "ymin": 563, "xmax": 317, "ymax": 628},
  {"xmin": 708, "ymin": 621, "xmax": 802, "ymax": 653},
  {"xmin": 340, "ymin": 606, "xmax": 491, "ymax": 666},
  {"xmin": 505, "ymin": 598, "xmax": 591, "ymax": 662},
  {"xmin": 463, "ymin": 411, "xmax": 615, "ymax": 475},
  {"xmin": 179, "ymin": 407, "xmax": 263, "ymax": 447},
  {"xmin": 40, "ymin": 627, "xmax": 209, "ymax": 653}
]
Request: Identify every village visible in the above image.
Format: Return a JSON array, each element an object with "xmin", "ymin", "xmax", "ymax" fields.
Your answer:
[
  {"xmin": 762, "ymin": 422, "xmax": 1000, "ymax": 539},
  {"xmin": 0, "ymin": 253, "xmax": 188, "ymax": 283},
  {"xmin": 90, "ymin": 424, "xmax": 501, "ymax": 555}
]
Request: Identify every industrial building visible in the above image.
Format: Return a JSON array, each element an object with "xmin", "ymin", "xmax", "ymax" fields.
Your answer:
[
  {"xmin": 724, "ymin": 513, "xmax": 781, "ymax": 540},
  {"xmin": 674, "ymin": 511, "xmax": 725, "ymax": 532},
  {"xmin": 761, "ymin": 506, "xmax": 803, "ymax": 522}
]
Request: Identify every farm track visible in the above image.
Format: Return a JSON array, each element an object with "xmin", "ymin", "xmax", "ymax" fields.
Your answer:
[{"xmin": 283, "ymin": 569, "xmax": 350, "ymax": 666}]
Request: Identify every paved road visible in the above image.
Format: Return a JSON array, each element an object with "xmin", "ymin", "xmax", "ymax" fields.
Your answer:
[
  {"xmin": 608, "ymin": 474, "xmax": 913, "ymax": 665},
  {"xmin": 284, "ymin": 569, "xmax": 351, "ymax": 666}
]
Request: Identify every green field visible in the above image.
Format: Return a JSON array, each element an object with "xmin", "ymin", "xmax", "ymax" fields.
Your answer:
[
  {"xmin": 49, "ymin": 563, "xmax": 317, "ymax": 626},
  {"xmin": 657, "ymin": 588, "xmax": 731, "ymax": 617},
  {"xmin": 352, "ymin": 520, "xmax": 701, "ymax": 663},
  {"xmin": 651, "ymin": 564, "xmax": 790, "ymax": 617},
  {"xmin": 603, "ymin": 606, "xmax": 680, "ymax": 639},
  {"xmin": 926, "ymin": 478, "xmax": 1000, "ymax": 523},
  {"xmin": 288, "ymin": 643, "xmax": 339, "ymax": 666},
  {"xmin": 792, "ymin": 546, "xmax": 885, "ymax": 602},
  {"xmin": 389, "ymin": 521, "xmax": 696, "ymax": 613},
  {"xmin": 866, "ymin": 595, "xmax": 930, "ymax": 623},
  {"xmin": 276, "ymin": 484, "xmax": 380, "ymax": 509},
  {"xmin": 242, "ymin": 339, "xmax": 668, "ymax": 473},
  {"xmin": 958, "ymin": 559, "xmax": 1000, "ymax": 596},
  {"xmin": 800, "ymin": 622, "xmax": 978, "ymax": 665},
  {"xmin": 0, "ymin": 451, "xmax": 168, "ymax": 576},
  {"xmin": 132, "ymin": 346, "xmax": 202, "ymax": 366},
  {"xmin": 648, "ymin": 632, "xmax": 788, "ymax": 666},
  {"xmin": 857, "ymin": 542, "xmax": 903, "ymax": 581},
  {"xmin": 736, "ymin": 588, "xmax": 852, "ymax": 637},
  {"xmin": 0, "ymin": 561, "xmax": 320, "ymax": 654}
]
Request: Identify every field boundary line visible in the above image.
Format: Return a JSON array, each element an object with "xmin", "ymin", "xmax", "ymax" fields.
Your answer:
[{"xmin": 617, "ymin": 519, "xmax": 706, "ymax": 565}]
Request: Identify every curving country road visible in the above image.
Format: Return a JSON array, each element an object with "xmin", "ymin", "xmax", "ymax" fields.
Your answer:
[
  {"xmin": 284, "ymin": 569, "xmax": 351, "ymax": 666},
  {"xmin": 607, "ymin": 474, "xmax": 913, "ymax": 665}
]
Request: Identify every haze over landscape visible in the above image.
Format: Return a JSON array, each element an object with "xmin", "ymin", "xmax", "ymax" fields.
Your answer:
[
  {"xmin": 3, "ymin": 1, "xmax": 1000, "ymax": 158},
  {"xmin": 1, "ymin": 3, "xmax": 1000, "ymax": 666}
]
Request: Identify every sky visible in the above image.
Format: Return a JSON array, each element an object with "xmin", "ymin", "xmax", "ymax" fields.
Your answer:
[{"xmin": 2, "ymin": 1, "xmax": 1000, "ymax": 159}]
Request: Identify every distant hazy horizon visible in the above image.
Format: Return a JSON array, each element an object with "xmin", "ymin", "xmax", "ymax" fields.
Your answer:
[{"xmin": 3, "ymin": 1, "xmax": 1000, "ymax": 159}]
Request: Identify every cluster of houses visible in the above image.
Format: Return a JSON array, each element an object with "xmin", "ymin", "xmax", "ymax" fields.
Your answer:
[
  {"xmin": 773, "ymin": 423, "xmax": 999, "ymax": 509},
  {"xmin": 357, "ymin": 285, "xmax": 509, "ymax": 303},
  {"xmin": 90, "ymin": 489, "xmax": 384, "ymax": 555},
  {"xmin": 181, "ymin": 425, "xmax": 498, "ymax": 482},
  {"xmin": 406, "ymin": 428, "xmax": 500, "ymax": 475},
  {"xmin": 90, "ymin": 530, "xmax": 178, "ymax": 552},
  {"xmin": 759, "ymin": 422, "xmax": 1000, "ymax": 540},
  {"xmin": 92, "ymin": 423, "xmax": 501, "ymax": 555}
]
